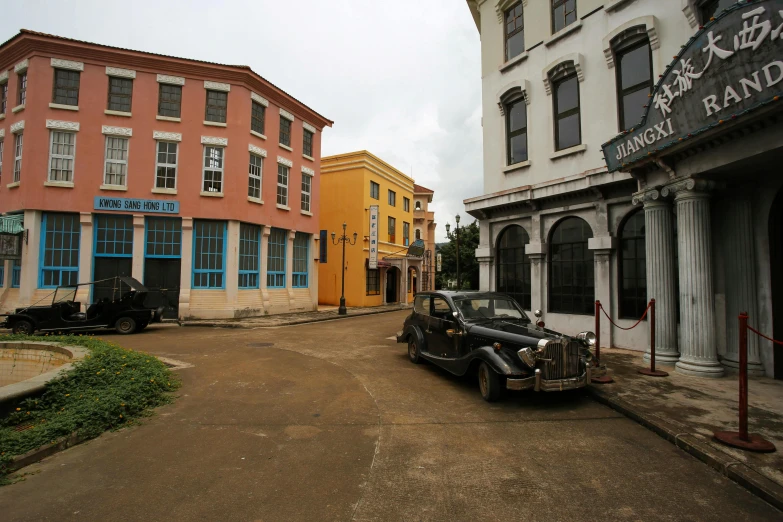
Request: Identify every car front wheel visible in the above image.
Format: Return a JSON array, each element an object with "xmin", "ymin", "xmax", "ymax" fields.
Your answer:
[
  {"xmin": 478, "ymin": 362, "xmax": 502, "ymax": 402},
  {"xmin": 115, "ymin": 317, "xmax": 137, "ymax": 335},
  {"xmin": 408, "ymin": 339, "xmax": 421, "ymax": 364},
  {"xmin": 12, "ymin": 319, "xmax": 34, "ymax": 335}
]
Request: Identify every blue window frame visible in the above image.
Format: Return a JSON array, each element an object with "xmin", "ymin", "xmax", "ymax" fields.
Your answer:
[
  {"xmin": 11, "ymin": 259, "xmax": 21, "ymax": 288},
  {"xmin": 238, "ymin": 223, "xmax": 260, "ymax": 289},
  {"xmin": 145, "ymin": 217, "xmax": 182, "ymax": 258},
  {"xmin": 40, "ymin": 212, "xmax": 80, "ymax": 288},
  {"xmin": 267, "ymin": 228, "xmax": 286, "ymax": 288},
  {"xmin": 0, "ymin": 264, "xmax": 4, "ymax": 288},
  {"xmin": 292, "ymin": 232, "xmax": 309, "ymax": 288},
  {"xmin": 192, "ymin": 220, "xmax": 226, "ymax": 289},
  {"xmin": 95, "ymin": 215, "xmax": 133, "ymax": 258}
]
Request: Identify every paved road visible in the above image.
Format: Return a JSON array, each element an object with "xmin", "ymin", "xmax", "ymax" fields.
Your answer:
[{"xmin": 2, "ymin": 311, "xmax": 780, "ymax": 521}]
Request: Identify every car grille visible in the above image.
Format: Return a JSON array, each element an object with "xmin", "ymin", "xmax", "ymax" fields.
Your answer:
[{"xmin": 538, "ymin": 340, "xmax": 581, "ymax": 380}]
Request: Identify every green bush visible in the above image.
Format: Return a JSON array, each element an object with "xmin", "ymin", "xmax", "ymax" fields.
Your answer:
[{"xmin": 0, "ymin": 334, "xmax": 180, "ymax": 481}]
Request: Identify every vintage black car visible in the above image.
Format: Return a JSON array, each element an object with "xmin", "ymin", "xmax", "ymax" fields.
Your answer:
[
  {"xmin": 3, "ymin": 276, "xmax": 164, "ymax": 335},
  {"xmin": 396, "ymin": 291, "xmax": 595, "ymax": 401}
]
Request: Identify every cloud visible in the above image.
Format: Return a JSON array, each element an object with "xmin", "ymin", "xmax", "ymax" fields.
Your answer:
[{"xmin": 1, "ymin": 0, "xmax": 483, "ymax": 241}]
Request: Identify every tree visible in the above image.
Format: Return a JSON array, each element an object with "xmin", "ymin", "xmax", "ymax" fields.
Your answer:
[{"xmin": 436, "ymin": 220, "xmax": 480, "ymax": 290}]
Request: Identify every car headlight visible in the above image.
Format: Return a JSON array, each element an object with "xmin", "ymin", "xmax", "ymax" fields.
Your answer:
[
  {"xmin": 517, "ymin": 347, "xmax": 537, "ymax": 368},
  {"xmin": 576, "ymin": 331, "xmax": 596, "ymax": 347}
]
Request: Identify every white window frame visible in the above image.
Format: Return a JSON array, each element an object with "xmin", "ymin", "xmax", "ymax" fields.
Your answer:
[
  {"xmin": 277, "ymin": 163, "xmax": 289, "ymax": 206},
  {"xmin": 202, "ymin": 145, "xmax": 224, "ymax": 194},
  {"xmin": 13, "ymin": 133, "xmax": 22, "ymax": 182},
  {"xmin": 48, "ymin": 130, "xmax": 76, "ymax": 182},
  {"xmin": 301, "ymin": 173, "xmax": 312, "ymax": 212},
  {"xmin": 249, "ymin": 153, "xmax": 263, "ymax": 199},
  {"xmin": 103, "ymin": 136, "xmax": 129, "ymax": 187},
  {"xmin": 155, "ymin": 141, "xmax": 178, "ymax": 190}
]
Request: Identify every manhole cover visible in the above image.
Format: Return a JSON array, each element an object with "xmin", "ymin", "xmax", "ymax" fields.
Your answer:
[{"xmin": 247, "ymin": 342, "xmax": 274, "ymax": 348}]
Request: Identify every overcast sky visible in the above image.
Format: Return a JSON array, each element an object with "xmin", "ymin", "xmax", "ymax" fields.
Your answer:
[{"xmin": 2, "ymin": 0, "xmax": 482, "ymax": 241}]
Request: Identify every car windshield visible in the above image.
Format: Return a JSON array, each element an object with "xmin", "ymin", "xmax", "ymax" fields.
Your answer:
[
  {"xmin": 454, "ymin": 297, "xmax": 530, "ymax": 322},
  {"xmin": 52, "ymin": 286, "xmax": 77, "ymax": 304}
]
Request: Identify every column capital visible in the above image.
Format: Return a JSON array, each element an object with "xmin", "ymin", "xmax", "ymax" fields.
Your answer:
[
  {"xmin": 661, "ymin": 178, "xmax": 716, "ymax": 199},
  {"xmin": 632, "ymin": 188, "xmax": 663, "ymax": 206}
]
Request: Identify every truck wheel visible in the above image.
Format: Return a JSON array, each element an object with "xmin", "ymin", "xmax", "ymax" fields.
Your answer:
[
  {"xmin": 12, "ymin": 319, "xmax": 34, "ymax": 335},
  {"xmin": 408, "ymin": 339, "xmax": 421, "ymax": 364},
  {"xmin": 115, "ymin": 317, "xmax": 137, "ymax": 335},
  {"xmin": 478, "ymin": 362, "xmax": 502, "ymax": 402}
]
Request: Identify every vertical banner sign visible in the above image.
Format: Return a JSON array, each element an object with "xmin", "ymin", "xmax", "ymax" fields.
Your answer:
[
  {"xmin": 436, "ymin": 252, "xmax": 442, "ymax": 272},
  {"xmin": 369, "ymin": 205, "xmax": 379, "ymax": 269},
  {"xmin": 319, "ymin": 230, "xmax": 328, "ymax": 263}
]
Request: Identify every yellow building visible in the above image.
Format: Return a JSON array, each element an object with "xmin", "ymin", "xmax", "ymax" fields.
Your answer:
[{"xmin": 319, "ymin": 151, "xmax": 422, "ymax": 307}]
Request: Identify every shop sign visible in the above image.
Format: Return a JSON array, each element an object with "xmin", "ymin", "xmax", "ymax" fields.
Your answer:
[
  {"xmin": 407, "ymin": 239, "xmax": 425, "ymax": 257},
  {"xmin": 0, "ymin": 234, "xmax": 21, "ymax": 260},
  {"xmin": 94, "ymin": 196, "xmax": 179, "ymax": 214},
  {"xmin": 603, "ymin": 0, "xmax": 783, "ymax": 172},
  {"xmin": 436, "ymin": 252, "xmax": 442, "ymax": 272},
  {"xmin": 369, "ymin": 205, "xmax": 379, "ymax": 269}
]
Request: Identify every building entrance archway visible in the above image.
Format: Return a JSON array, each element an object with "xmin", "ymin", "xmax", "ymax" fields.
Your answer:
[{"xmin": 770, "ymin": 187, "xmax": 783, "ymax": 379}]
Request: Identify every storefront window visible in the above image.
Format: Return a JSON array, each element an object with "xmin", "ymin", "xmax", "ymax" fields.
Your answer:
[
  {"xmin": 40, "ymin": 213, "xmax": 80, "ymax": 288},
  {"xmin": 496, "ymin": 225, "xmax": 531, "ymax": 310},
  {"xmin": 193, "ymin": 220, "xmax": 226, "ymax": 289},
  {"xmin": 239, "ymin": 223, "xmax": 260, "ymax": 289},
  {"xmin": 619, "ymin": 211, "xmax": 647, "ymax": 319},
  {"xmin": 267, "ymin": 228, "xmax": 287, "ymax": 288},
  {"xmin": 292, "ymin": 232, "xmax": 309, "ymax": 288},
  {"xmin": 548, "ymin": 217, "xmax": 594, "ymax": 315}
]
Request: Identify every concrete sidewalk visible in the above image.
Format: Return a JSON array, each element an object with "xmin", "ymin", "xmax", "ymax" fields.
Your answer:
[
  {"xmin": 588, "ymin": 348, "xmax": 783, "ymax": 509},
  {"xmin": 179, "ymin": 303, "xmax": 411, "ymax": 328}
]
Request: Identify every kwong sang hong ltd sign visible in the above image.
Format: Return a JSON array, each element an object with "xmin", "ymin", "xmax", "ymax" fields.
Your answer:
[
  {"xmin": 94, "ymin": 196, "xmax": 179, "ymax": 214},
  {"xmin": 602, "ymin": 0, "xmax": 783, "ymax": 172}
]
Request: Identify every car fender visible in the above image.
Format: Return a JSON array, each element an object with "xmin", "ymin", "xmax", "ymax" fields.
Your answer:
[
  {"xmin": 399, "ymin": 324, "xmax": 426, "ymax": 350},
  {"xmin": 468, "ymin": 346, "xmax": 527, "ymax": 377},
  {"xmin": 6, "ymin": 313, "xmax": 38, "ymax": 328}
]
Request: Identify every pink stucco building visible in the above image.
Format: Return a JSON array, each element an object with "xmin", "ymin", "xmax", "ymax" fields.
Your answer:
[{"xmin": 0, "ymin": 30, "xmax": 332, "ymax": 319}]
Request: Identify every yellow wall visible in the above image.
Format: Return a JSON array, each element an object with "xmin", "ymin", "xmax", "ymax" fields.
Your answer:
[{"xmin": 319, "ymin": 151, "xmax": 416, "ymax": 307}]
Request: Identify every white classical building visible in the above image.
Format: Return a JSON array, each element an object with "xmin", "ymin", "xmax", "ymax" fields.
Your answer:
[{"xmin": 464, "ymin": 0, "xmax": 783, "ymax": 379}]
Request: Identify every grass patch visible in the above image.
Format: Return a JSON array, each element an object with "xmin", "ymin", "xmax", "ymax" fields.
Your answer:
[{"xmin": 0, "ymin": 334, "xmax": 180, "ymax": 483}]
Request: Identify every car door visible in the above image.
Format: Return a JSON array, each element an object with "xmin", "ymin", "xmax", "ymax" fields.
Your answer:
[{"xmin": 426, "ymin": 296, "xmax": 459, "ymax": 358}]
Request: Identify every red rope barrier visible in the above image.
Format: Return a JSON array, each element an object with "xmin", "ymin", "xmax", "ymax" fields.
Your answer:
[
  {"xmin": 747, "ymin": 325, "xmax": 783, "ymax": 346},
  {"xmin": 598, "ymin": 301, "xmax": 651, "ymax": 330}
]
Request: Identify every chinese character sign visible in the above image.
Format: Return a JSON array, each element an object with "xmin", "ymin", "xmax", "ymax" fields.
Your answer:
[
  {"xmin": 603, "ymin": 0, "xmax": 783, "ymax": 172},
  {"xmin": 436, "ymin": 253, "xmax": 442, "ymax": 272},
  {"xmin": 369, "ymin": 205, "xmax": 379, "ymax": 269}
]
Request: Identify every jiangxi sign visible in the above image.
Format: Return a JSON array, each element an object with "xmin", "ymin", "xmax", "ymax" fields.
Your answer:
[
  {"xmin": 94, "ymin": 197, "xmax": 179, "ymax": 214},
  {"xmin": 602, "ymin": 0, "xmax": 783, "ymax": 172}
]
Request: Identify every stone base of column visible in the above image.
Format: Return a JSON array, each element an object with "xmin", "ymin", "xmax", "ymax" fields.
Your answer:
[
  {"xmin": 675, "ymin": 356, "xmax": 725, "ymax": 378},
  {"xmin": 720, "ymin": 358, "xmax": 765, "ymax": 377},
  {"xmin": 643, "ymin": 349, "xmax": 680, "ymax": 365}
]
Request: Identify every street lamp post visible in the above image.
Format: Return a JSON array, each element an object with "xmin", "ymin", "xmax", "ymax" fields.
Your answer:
[
  {"xmin": 331, "ymin": 222, "xmax": 358, "ymax": 315},
  {"xmin": 445, "ymin": 214, "xmax": 461, "ymax": 290}
]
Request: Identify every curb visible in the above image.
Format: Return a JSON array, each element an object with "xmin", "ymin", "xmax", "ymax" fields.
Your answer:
[
  {"xmin": 586, "ymin": 385, "xmax": 783, "ymax": 511},
  {"xmin": 179, "ymin": 306, "xmax": 411, "ymax": 329},
  {"xmin": 6, "ymin": 431, "xmax": 88, "ymax": 474}
]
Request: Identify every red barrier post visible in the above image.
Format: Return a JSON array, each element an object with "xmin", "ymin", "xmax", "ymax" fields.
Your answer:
[
  {"xmin": 639, "ymin": 298, "xmax": 668, "ymax": 377},
  {"xmin": 591, "ymin": 300, "xmax": 613, "ymax": 384},
  {"xmin": 714, "ymin": 312, "xmax": 776, "ymax": 452}
]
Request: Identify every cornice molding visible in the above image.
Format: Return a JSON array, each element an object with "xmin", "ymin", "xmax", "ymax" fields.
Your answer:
[
  {"xmin": 301, "ymin": 166, "xmax": 315, "ymax": 176},
  {"xmin": 153, "ymin": 130, "xmax": 181, "ymax": 141},
  {"xmin": 46, "ymin": 119, "xmax": 80, "ymax": 131},
  {"xmin": 10, "ymin": 120, "xmax": 24, "ymax": 133},
  {"xmin": 542, "ymin": 53, "xmax": 584, "ymax": 95},
  {"xmin": 14, "ymin": 59, "xmax": 28, "ymax": 73},
  {"xmin": 50, "ymin": 58, "xmax": 84, "ymax": 71},
  {"xmin": 251, "ymin": 92, "xmax": 269, "ymax": 107},
  {"xmin": 495, "ymin": 0, "xmax": 527, "ymax": 22},
  {"xmin": 277, "ymin": 156, "xmax": 293, "ymax": 167},
  {"xmin": 602, "ymin": 16, "xmax": 660, "ymax": 69},
  {"xmin": 0, "ymin": 71, "xmax": 8, "ymax": 84},
  {"xmin": 204, "ymin": 80, "xmax": 230, "ymax": 92},
  {"xmin": 102, "ymin": 125, "xmax": 132, "ymax": 136},
  {"xmin": 106, "ymin": 66, "xmax": 136, "ymax": 79},
  {"xmin": 279, "ymin": 108, "xmax": 294, "ymax": 121},
  {"xmin": 249, "ymin": 144, "xmax": 267, "ymax": 157},
  {"xmin": 302, "ymin": 121, "xmax": 316, "ymax": 133},
  {"xmin": 661, "ymin": 178, "xmax": 716, "ymax": 198},
  {"xmin": 157, "ymin": 74, "xmax": 185, "ymax": 86},
  {"xmin": 201, "ymin": 135, "xmax": 227, "ymax": 146}
]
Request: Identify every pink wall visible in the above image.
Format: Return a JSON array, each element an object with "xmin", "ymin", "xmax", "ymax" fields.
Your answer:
[{"xmin": 0, "ymin": 53, "xmax": 323, "ymax": 234}]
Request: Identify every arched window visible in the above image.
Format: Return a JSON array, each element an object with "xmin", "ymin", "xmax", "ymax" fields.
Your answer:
[
  {"xmin": 496, "ymin": 225, "xmax": 531, "ymax": 310},
  {"xmin": 415, "ymin": 201, "xmax": 422, "ymax": 210},
  {"xmin": 619, "ymin": 210, "xmax": 647, "ymax": 319},
  {"xmin": 549, "ymin": 217, "xmax": 594, "ymax": 315},
  {"xmin": 415, "ymin": 229, "xmax": 421, "ymax": 241}
]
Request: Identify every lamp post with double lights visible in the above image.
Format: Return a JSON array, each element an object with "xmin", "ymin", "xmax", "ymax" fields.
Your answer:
[
  {"xmin": 445, "ymin": 214, "xmax": 461, "ymax": 290},
  {"xmin": 332, "ymin": 222, "xmax": 358, "ymax": 315}
]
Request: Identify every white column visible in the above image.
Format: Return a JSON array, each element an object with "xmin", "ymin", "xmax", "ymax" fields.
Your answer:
[
  {"xmin": 477, "ymin": 219, "xmax": 492, "ymax": 291},
  {"xmin": 663, "ymin": 180, "xmax": 723, "ymax": 377},
  {"xmin": 131, "ymin": 214, "xmax": 145, "ymax": 281},
  {"xmin": 76, "ymin": 212, "xmax": 93, "ymax": 307},
  {"xmin": 527, "ymin": 242, "xmax": 545, "ymax": 313},
  {"xmin": 19, "ymin": 210, "xmax": 41, "ymax": 306},
  {"xmin": 178, "ymin": 217, "xmax": 193, "ymax": 320},
  {"xmin": 260, "ymin": 225, "xmax": 270, "ymax": 312},
  {"xmin": 286, "ymin": 229, "xmax": 296, "ymax": 307},
  {"xmin": 633, "ymin": 190, "xmax": 679, "ymax": 363},
  {"xmin": 723, "ymin": 197, "xmax": 764, "ymax": 375},
  {"xmin": 589, "ymin": 237, "xmax": 615, "ymax": 348},
  {"xmin": 225, "ymin": 220, "xmax": 240, "ymax": 308}
]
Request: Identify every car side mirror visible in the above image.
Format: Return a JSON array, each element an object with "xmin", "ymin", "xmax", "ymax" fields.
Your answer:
[{"xmin": 452, "ymin": 311, "xmax": 459, "ymax": 319}]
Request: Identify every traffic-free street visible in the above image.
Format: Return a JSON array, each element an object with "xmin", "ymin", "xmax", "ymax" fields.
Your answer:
[{"xmin": 1, "ymin": 311, "xmax": 780, "ymax": 521}]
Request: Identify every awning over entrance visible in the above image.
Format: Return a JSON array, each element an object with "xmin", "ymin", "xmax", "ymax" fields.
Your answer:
[
  {"xmin": 602, "ymin": 1, "xmax": 783, "ymax": 173},
  {"xmin": 0, "ymin": 214, "xmax": 24, "ymax": 235}
]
